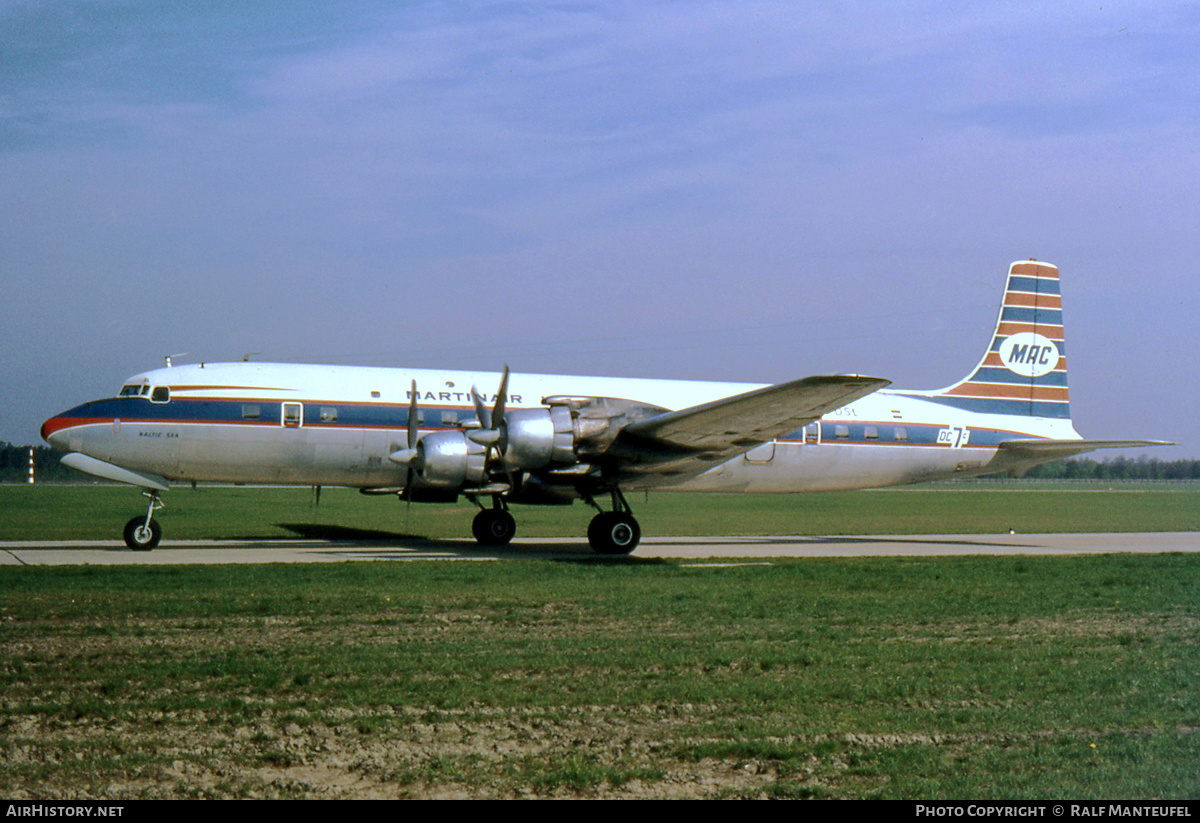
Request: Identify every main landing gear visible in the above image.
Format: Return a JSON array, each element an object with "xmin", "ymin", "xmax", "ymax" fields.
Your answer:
[
  {"xmin": 584, "ymin": 488, "xmax": 641, "ymax": 555},
  {"xmin": 468, "ymin": 488, "xmax": 642, "ymax": 555},
  {"xmin": 471, "ymin": 499, "xmax": 517, "ymax": 546},
  {"xmin": 123, "ymin": 490, "xmax": 164, "ymax": 551}
]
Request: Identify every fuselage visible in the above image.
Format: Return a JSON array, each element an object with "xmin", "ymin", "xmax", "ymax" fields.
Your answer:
[{"xmin": 42, "ymin": 360, "xmax": 1080, "ymax": 496}]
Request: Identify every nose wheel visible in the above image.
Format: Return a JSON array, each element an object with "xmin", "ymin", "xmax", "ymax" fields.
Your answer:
[{"xmin": 123, "ymin": 490, "xmax": 164, "ymax": 550}]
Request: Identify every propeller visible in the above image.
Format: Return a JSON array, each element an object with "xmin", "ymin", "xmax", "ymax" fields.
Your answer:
[
  {"xmin": 387, "ymin": 380, "xmax": 422, "ymax": 497},
  {"xmin": 468, "ymin": 365, "xmax": 508, "ymax": 452},
  {"xmin": 468, "ymin": 366, "xmax": 515, "ymax": 485}
]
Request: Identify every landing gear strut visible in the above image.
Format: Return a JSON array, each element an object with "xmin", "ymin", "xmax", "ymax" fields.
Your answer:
[
  {"xmin": 586, "ymin": 488, "xmax": 641, "ymax": 555},
  {"xmin": 123, "ymin": 490, "xmax": 164, "ymax": 551},
  {"xmin": 471, "ymin": 498, "xmax": 516, "ymax": 546}
]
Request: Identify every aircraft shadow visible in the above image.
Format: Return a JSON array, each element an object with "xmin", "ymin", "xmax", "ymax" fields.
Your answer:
[
  {"xmin": 271, "ymin": 524, "xmax": 1043, "ymax": 559},
  {"xmin": 276, "ymin": 523, "xmax": 427, "ymax": 541},
  {"xmin": 274, "ymin": 523, "xmax": 611, "ymax": 560}
]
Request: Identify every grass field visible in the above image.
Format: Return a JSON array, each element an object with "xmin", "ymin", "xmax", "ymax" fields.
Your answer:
[
  {"xmin": 1, "ymin": 484, "xmax": 1197, "ymax": 799},
  {"xmin": 2, "ymin": 481, "xmax": 1199, "ymax": 541},
  {"xmin": 1, "ymin": 555, "xmax": 1197, "ymax": 799}
]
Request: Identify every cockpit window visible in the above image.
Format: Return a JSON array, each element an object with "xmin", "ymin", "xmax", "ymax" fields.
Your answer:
[
  {"xmin": 119, "ymin": 384, "xmax": 146, "ymax": 397},
  {"xmin": 150, "ymin": 386, "xmax": 171, "ymax": 403}
]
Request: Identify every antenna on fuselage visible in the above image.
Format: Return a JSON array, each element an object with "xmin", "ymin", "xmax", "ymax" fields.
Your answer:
[
  {"xmin": 164, "ymin": 353, "xmax": 188, "ymax": 368},
  {"xmin": 242, "ymin": 352, "xmax": 261, "ymax": 362}
]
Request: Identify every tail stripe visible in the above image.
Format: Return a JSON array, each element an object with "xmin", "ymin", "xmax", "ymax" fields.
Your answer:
[
  {"xmin": 1003, "ymin": 292, "xmax": 1062, "ymax": 309},
  {"xmin": 970, "ymin": 365, "xmax": 1068, "ymax": 386},
  {"xmin": 1000, "ymin": 306, "xmax": 1063, "ymax": 325},
  {"xmin": 1007, "ymin": 276, "xmax": 1060, "ymax": 295},
  {"xmin": 995, "ymin": 321, "xmax": 1064, "ymax": 338},
  {"xmin": 942, "ymin": 383, "xmax": 1069, "ymax": 401}
]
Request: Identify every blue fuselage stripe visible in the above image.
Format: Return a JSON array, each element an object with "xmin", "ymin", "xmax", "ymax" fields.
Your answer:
[{"xmin": 52, "ymin": 397, "xmax": 1044, "ymax": 449}]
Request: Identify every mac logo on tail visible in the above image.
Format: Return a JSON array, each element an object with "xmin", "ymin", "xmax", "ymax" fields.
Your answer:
[{"xmin": 999, "ymin": 332, "xmax": 1060, "ymax": 377}]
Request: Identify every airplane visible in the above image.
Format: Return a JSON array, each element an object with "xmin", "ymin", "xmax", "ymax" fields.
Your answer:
[{"xmin": 41, "ymin": 259, "xmax": 1168, "ymax": 553}]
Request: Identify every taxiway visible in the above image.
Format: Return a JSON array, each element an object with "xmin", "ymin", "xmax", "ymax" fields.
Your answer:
[{"xmin": 2, "ymin": 532, "xmax": 1196, "ymax": 565}]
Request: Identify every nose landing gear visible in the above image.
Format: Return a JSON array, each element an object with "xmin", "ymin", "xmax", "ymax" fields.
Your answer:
[{"xmin": 123, "ymin": 490, "xmax": 164, "ymax": 550}]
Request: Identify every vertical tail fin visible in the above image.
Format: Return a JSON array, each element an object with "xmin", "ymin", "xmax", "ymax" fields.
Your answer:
[{"xmin": 926, "ymin": 260, "xmax": 1070, "ymax": 419}]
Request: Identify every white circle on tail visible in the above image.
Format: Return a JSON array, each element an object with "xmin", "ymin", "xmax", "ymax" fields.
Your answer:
[{"xmin": 998, "ymin": 332, "xmax": 1060, "ymax": 377}]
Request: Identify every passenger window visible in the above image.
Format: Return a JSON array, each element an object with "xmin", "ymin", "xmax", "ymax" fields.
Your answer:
[
  {"xmin": 894, "ymin": 427, "xmax": 908, "ymax": 441},
  {"xmin": 864, "ymin": 426, "xmax": 879, "ymax": 440},
  {"xmin": 282, "ymin": 403, "xmax": 303, "ymax": 427},
  {"xmin": 834, "ymin": 424, "xmax": 850, "ymax": 439},
  {"xmin": 150, "ymin": 386, "xmax": 170, "ymax": 403},
  {"xmin": 441, "ymin": 410, "xmax": 458, "ymax": 426},
  {"xmin": 320, "ymin": 407, "xmax": 338, "ymax": 423},
  {"xmin": 242, "ymin": 404, "xmax": 261, "ymax": 420}
]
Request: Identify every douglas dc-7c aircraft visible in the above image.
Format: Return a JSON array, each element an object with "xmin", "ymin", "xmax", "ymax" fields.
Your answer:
[{"xmin": 42, "ymin": 260, "xmax": 1168, "ymax": 553}]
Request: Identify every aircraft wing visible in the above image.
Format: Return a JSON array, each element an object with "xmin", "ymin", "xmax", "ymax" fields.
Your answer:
[{"xmin": 606, "ymin": 374, "xmax": 891, "ymax": 482}]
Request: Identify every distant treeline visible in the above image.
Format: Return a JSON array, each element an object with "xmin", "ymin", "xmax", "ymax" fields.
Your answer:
[
  {"xmin": 0, "ymin": 443, "xmax": 88, "ymax": 482},
  {"xmin": 1021, "ymin": 455, "xmax": 1200, "ymax": 481},
  {"xmin": 2, "ymin": 441, "xmax": 1196, "ymax": 484}
]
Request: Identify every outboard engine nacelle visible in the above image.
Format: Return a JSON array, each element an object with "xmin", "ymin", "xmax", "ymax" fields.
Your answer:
[{"xmin": 415, "ymin": 431, "xmax": 486, "ymax": 489}]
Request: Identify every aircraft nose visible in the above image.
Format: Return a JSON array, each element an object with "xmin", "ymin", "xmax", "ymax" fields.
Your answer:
[
  {"xmin": 41, "ymin": 412, "xmax": 70, "ymax": 449},
  {"xmin": 42, "ymin": 404, "xmax": 98, "ymax": 451}
]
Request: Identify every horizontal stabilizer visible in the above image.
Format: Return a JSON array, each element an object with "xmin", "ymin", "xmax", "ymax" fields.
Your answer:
[
  {"xmin": 985, "ymin": 438, "xmax": 1175, "ymax": 477},
  {"xmin": 60, "ymin": 453, "xmax": 170, "ymax": 491},
  {"xmin": 998, "ymin": 438, "xmax": 1175, "ymax": 458}
]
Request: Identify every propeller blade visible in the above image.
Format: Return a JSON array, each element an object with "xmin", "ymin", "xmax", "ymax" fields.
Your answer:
[
  {"xmin": 491, "ymin": 365, "xmax": 509, "ymax": 431},
  {"xmin": 471, "ymin": 385, "xmax": 491, "ymax": 430},
  {"xmin": 404, "ymin": 379, "xmax": 421, "ymax": 497},
  {"xmin": 407, "ymin": 379, "xmax": 420, "ymax": 450}
]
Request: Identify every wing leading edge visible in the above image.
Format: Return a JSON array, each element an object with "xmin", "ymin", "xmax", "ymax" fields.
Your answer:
[{"xmin": 607, "ymin": 374, "xmax": 891, "ymax": 482}]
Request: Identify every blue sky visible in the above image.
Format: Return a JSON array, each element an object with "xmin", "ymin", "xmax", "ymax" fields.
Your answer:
[{"xmin": 2, "ymin": 1, "xmax": 1196, "ymax": 457}]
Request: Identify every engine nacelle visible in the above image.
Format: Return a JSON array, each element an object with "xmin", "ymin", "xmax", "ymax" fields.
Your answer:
[
  {"xmin": 501, "ymin": 406, "xmax": 576, "ymax": 471},
  {"xmin": 415, "ymin": 430, "xmax": 486, "ymax": 489}
]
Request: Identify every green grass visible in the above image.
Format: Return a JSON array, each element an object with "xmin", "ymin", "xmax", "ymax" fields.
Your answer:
[
  {"xmin": 2, "ymin": 482, "xmax": 1198, "ymax": 541},
  {"xmin": 1, "ymin": 555, "xmax": 1197, "ymax": 798}
]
